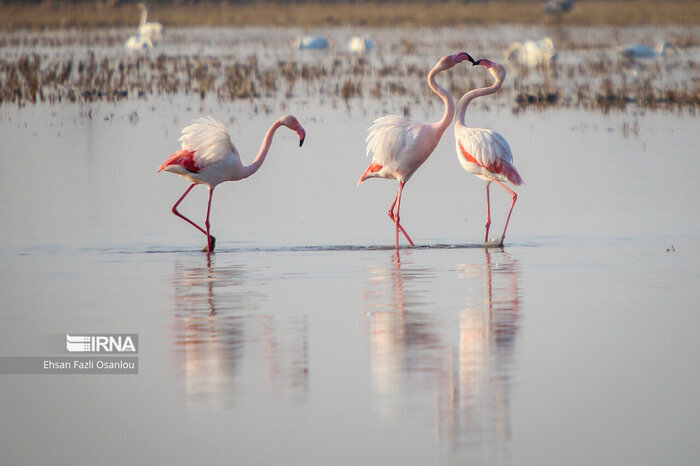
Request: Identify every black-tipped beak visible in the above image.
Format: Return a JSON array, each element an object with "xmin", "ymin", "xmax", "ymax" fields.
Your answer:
[
  {"xmin": 465, "ymin": 53, "xmax": 476, "ymax": 64},
  {"xmin": 299, "ymin": 135, "xmax": 305, "ymax": 147},
  {"xmin": 472, "ymin": 58, "xmax": 484, "ymax": 66}
]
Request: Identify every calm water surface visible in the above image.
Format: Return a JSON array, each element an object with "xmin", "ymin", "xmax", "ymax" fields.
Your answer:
[{"xmin": 1, "ymin": 29, "xmax": 699, "ymax": 465}]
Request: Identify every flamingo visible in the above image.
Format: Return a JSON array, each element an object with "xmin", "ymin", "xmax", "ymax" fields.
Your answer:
[
  {"xmin": 358, "ymin": 52, "xmax": 473, "ymax": 248},
  {"xmin": 455, "ymin": 58, "xmax": 523, "ymax": 246},
  {"xmin": 615, "ymin": 41, "xmax": 678, "ymax": 59},
  {"xmin": 138, "ymin": 3, "xmax": 163, "ymax": 44},
  {"xmin": 158, "ymin": 115, "xmax": 306, "ymax": 253}
]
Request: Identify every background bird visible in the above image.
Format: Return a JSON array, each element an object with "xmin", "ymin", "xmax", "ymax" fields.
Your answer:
[
  {"xmin": 158, "ymin": 115, "xmax": 306, "ymax": 253},
  {"xmin": 455, "ymin": 58, "xmax": 523, "ymax": 246},
  {"xmin": 503, "ymin": 37, "xmax": 557, "ymax": 68},
  {"xmin": 358, "ymin": 52, "xmax": 473, "ymax": 248},
  {"xmin": 124, "ymin": 34, "xmax": 153, "ymax": 51},
  {"xmin": 296, "ymin": 35, "xmax": 329, "ymax": 50},
  {"xmin": 137, "ymin": 3, "xmax": 163, "ymax": 44},
  {"xmin": 615, "ymin": 41, "xmax": 679, "ymax": 59}
]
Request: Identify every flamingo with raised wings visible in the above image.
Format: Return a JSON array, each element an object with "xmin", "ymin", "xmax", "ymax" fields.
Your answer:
[
  {"xmin": 158, "ymin": 115, "xmax": 306, "ymax": 253},
  {"xmin": 455, "ymin": 58, "xmax": 523, "ymax": 246},
  {"xmin": 358, "ymin": 52, "xmax": 473, "ymax": 248}
]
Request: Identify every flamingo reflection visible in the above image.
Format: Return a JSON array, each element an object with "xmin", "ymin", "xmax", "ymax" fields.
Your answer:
[
  {"xmin": 363, "ymin": 249, "xmax": 521, "ymax": 461},
  {"xmin": 169, "ymin": 255, "xmax": 309, "ymax": 408}
]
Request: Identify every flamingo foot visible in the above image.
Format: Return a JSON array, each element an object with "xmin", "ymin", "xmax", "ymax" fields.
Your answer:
[
  {"xmin": 202, "ymin": 235, "xmax": 216, "ymax": 253},
  {"xmin": 483, "ymin": 237, "xmax": 504, "ymax": 248}
]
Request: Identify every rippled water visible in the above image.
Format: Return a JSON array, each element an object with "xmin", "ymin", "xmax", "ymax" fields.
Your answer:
[{"xmin": 1, "ymin": 26, "xmax": 699, "ymax": 466}]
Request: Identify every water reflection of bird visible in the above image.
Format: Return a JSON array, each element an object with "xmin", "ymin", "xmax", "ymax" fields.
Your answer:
[
  {"xmin": 170, "ymin": 256, "xmax": 309, "ymax": 408},
  {"xmin": 137, "ymin": 3, "xmax": 163, "ymax": 44},
  {"xmin": 358, "ymin": 52, "xmax": 473, "ymax": 248},
  {"xmin": 159, "ymin": 115, "xmax": 306, "ymax": 253},
  {"xmin": 363, "ymin": 249, "xmax": 521, "ymax": 459},
  {"xmin": 455, "ymin": 58, "xmax": 523, "ymax": 246},
  {"xmin": 503, "ymin": 37, "xmax": 558, "ymax": 67},
  {"xmin": 615, "ymin": 41, "xmax": 679, "ymax": 59}
]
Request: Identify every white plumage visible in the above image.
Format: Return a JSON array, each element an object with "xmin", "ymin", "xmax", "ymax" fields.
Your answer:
[
  {"xmin": 365, "ymin": 116, "xmax": 436, "ymax": 182},
  {"xmin": 179, "ymin": 117, "xmax": 239, "ymax": 171},
  {"xmin": 349, "ymin": 36, "xmax": 374, "ymax": 52},
  {"xmin": 124, "ymin": 34, "xmax": 153, "ymax": 51},
  {"xmin": 138, "ymin": 3, "xmax": 163, "ymax": 44},
  {"xmin": 456, "ymin": 128, "xmax": 516, "ymax": 184},
  {"xmin": 504, "ymin": 37, "xmax": 557, "ymax": 67}
]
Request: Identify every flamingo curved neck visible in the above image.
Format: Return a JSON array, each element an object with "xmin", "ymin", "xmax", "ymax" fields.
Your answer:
[
  {"xmin": 427, "ymin": 66, "xmax": 455, "ymax": 135},
  {"xmin": 240, "ymin": 120, "xmax": 283, "ymax": 179},
  {"xmin": 139, "ymin": 9, "xmax": 147, "ymax": 27},
  {"xmin": 456, "ymin": 74, "xmax": 503, "ymax": 127}
]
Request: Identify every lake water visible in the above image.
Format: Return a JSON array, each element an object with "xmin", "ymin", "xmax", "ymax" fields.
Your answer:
[{"xmin": 1, "ymin": 26, "xmax": 699, "ymax": 465}]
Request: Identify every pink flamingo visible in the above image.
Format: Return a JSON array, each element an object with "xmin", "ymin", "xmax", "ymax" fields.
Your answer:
[
  {"xmin": 358, "ymin": 52, "xmax": 473, "ymax": 248},
  {"xmin": 455, "ymin": 58, "xmax": 523, "ymax": 246},
  {"xmin": 158, "ymin": 114, "xmax": 306, "ymax": 253}
]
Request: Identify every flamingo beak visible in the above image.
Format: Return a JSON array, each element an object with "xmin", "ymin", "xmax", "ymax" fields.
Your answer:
[
  {"xmin": 298, "ymin": 130, "xmax": 306, "ymax": 147},
  {"xmin": 473, "ymin": 59, "xmax": 485, "ymax": 66}
]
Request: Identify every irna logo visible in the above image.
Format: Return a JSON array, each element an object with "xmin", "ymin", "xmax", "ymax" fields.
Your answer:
[{"xmin": 66, "ymin": 334, "xmax": 137, "ymax": 353}]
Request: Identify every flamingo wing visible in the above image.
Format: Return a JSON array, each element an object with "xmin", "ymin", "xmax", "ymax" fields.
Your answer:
[
  {"xmin": 366, "ymin": 115, "xmax": 427, "ymax": 167},
  {"xmin": 457, "ymin": 127, "xmax": 522, "ymax": 185},
  {"xmin": 178, "ymin": 116, "xmax": 240, "ymax": 169}
]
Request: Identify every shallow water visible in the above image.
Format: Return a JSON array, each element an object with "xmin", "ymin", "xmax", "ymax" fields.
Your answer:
[{"xmin": 1, "ymin": 27, "xmax": 700, "ymax": 465}]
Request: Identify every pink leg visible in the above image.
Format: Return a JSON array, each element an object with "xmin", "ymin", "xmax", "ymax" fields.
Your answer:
[
  {"xmin": 494, "ymin": 179, "xmax": 517, "ymax": 244},
  {"xmin": 170, "ymin": 183, "xmax": 216, "ymax": 252},
  {"xmin": 204, "ymin": 187, "xmax": 215, "ymax": 253},
  {"xmin": 387, "ymin": 181, "xmax": 414, "ymax": 248},
  {"xmin": 172, "ymin": 183, "xmax": 207, "ymax": 236},
  {"xmin": 484, "ymin": 183, "xmax": 492, "ymax": 243}
]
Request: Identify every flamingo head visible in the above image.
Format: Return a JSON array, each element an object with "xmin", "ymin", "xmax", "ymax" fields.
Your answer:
[
  {"xmin": 280, "ymin": 114, "xmax": 306, "ymax": 147},
  {"xmin": 438, "ymin": 52, "xmax": 475, "ymax": 70},
  {"xmin": 472, "ymin": 58, "xmax": 506, "ymax": 81}
]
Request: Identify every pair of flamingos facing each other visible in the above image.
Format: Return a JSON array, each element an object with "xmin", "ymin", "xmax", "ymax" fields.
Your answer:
[{"xmin": 158, "ymin": 52, "xmax": 522, "ymax": 253}]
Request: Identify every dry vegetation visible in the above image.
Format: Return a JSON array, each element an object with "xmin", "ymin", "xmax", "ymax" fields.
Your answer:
[
  {"xmin": 1, "ymin": 51, "xmax": 698, "ymax": 114},
  {"xmin": 0, "ymin": 1, "xmax": 699, "ymax": 30}
]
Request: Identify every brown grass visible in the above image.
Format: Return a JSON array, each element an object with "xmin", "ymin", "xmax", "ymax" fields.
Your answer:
[{"xmin": 1, "ymin": 1, "xmax": 699, "ymax": 30}]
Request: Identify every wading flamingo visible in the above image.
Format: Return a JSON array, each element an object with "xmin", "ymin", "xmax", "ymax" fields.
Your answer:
[
  {"xmin": 138, "ymin": 3, "xmax": 163, "ymax": 44},
  {"xmin": 158, "ymin": 115, "xmax": 306, "ymax": 253},
  {"xmin": 358, "ymin": 52, "xmax": 473, "ymax": 248},
  {"xmin": 455, "ymin": 58, "xmax": 523, "ymax": 246}
]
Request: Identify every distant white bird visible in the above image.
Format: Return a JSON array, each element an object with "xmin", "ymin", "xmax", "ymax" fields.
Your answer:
[
  {"xmin": 349, "ymin": 36, "xmax": 374, "ymax": 53},
  {"xmin": 296, "ymin": 35, "xmax": 329, "ymax": 50},
  {"xmin": 138, "ymin": 3, "xmax": 163, "ymax": 44},
  {"xmin": 504, "ymin": 37, "xmax": 557, "ymax": 67},
  {"xmin": 125, "ymin": 34, "xmax": 153, "ymax": 51},
  {"xmin": 615, "ymin": 41, "xmax": 679, "ymax": 59},
  {"xmin": 544, "ymin": 0, "xmax": 575, "ymax": 15}
]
